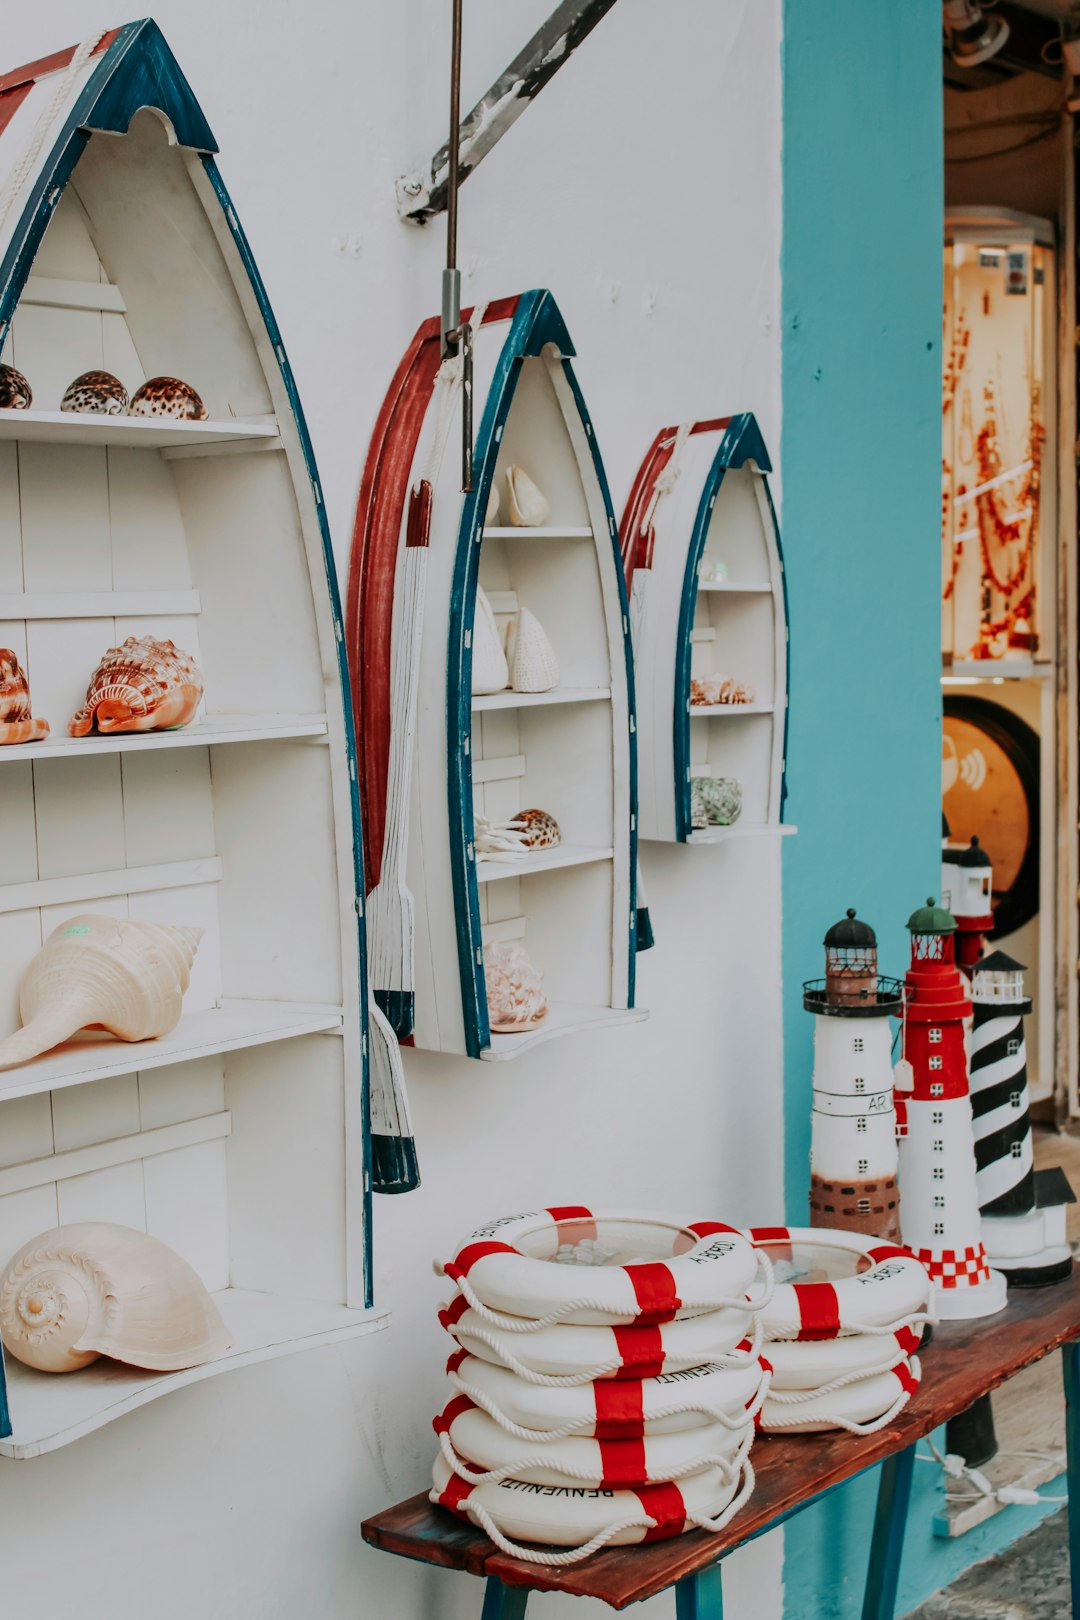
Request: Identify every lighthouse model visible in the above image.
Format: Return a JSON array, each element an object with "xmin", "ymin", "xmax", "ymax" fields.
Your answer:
[
  {"xmin": 896, "ymin": 898, "xmax": 1007, "ymax": 1319},
  {"xmin": 942, "ymin": 836, "xmax": 995, "ymax": 977},
  {"xmin": 803, "ymin": 910, "xmax": 904, "ymax": 1241},
  {"xmin": 970, "ymin": 951, "xmax": 1074, "ymax": 1285}
]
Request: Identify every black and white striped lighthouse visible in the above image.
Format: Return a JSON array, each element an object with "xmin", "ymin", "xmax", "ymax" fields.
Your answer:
[{"xmin": 970, "ymin": 951, "xmax": 1073, "ymax": 1285}]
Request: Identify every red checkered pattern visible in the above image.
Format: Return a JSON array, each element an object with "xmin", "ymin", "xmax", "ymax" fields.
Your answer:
[{"xmin": 913, "ymin": 1244, "xmax": 990, "ymax": 1288}]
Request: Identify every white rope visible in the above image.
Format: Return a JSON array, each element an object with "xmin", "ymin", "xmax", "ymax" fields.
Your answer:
[
  {"xmin": 638, "ymin": 420, "xmax": 692, "ymax": 543},
  {"xmin": 762, "ymin": 1358, "xmax": 920, "ymax": 1437},
  {"xmin": 0, "ymin": 34, "xmax": 105, "ymax": 239},
  {"xmin": 765, "ymin": 1353, "xmax": 912, "ymax": 1406},
  {"xmin": 764, "ymin": 1308, "xmax": 935, "ymax": 1341},
  {"xmin": 438, "ymin": 1426, "xmax": 750, "ymax": 1490}
]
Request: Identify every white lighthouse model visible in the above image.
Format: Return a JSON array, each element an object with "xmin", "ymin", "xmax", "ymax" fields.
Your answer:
[
  {"xmin": 804, "ymin": 910, "xmax": 903, "ymax": 1241},
  {"xmin": 896, "ymin": 898, "xmax": 1006, "ymax": 1320}
]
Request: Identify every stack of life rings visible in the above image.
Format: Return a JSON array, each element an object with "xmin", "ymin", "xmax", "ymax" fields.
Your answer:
[
  {"xmin": 747, "ymin": 1227, "xmax": 934, "ymax": 1435},
  {"xmin": 430, "ymin": 1207, "xmax": 774, "ymax": 1566}
]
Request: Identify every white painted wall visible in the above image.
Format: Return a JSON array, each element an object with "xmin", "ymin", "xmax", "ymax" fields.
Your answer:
[{"xmin": 0, "ymin": 3, "xmax": 785, "ymax": 1615}]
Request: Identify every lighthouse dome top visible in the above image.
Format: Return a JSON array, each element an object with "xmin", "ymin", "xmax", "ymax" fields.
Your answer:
[
  {"xmin": 824, "ymin": 908, "xmax": 877, "ymax": 949},
  {"xmin": 907, "ymin": 898, "xmax": 957, "ymax": 935},
  {"xmin": 956, "ymin": 836, "xmax": 992, "ymax": 869}
]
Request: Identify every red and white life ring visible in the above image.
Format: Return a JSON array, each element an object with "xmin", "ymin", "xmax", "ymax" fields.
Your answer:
[
  {"xmin": 765, "ymin": 1324, "xmax": 923, "ymax": 1392},
  {"xmin": 745, "ymin": 1228, "xmax": 932, "ymax": 1340},
  {"xmin": 440, "ymin": 1208, "xmax": 760, "ymax": 1329},
  {"xmin": 441, "ymin": 1293, "xmax": 758, "ymax": 1386},
  {"xmin": 436, "ymin": 1396, "xmax": 751, "ymax": 1488},
  {"xmin": 446, "ymin": 1349, "xmax": 767, "ymax": 1439},
  {"xmin": 759, "ymin": 1357, "xmax": 921, "ymax": 1435},
  {"xmin": 431, "ymin": 1452, "xmax": 754, "ymax": 1566}
]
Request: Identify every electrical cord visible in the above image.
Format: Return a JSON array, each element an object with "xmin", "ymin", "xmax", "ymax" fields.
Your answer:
[{"xmin": 917, "ymin": 1437, "xmax": 1068, "ymax": 1507}]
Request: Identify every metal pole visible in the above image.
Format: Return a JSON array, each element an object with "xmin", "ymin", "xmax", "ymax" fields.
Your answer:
[{"xmin": 441, "ymin": 0, "xmax": 472, "ymax": 489}]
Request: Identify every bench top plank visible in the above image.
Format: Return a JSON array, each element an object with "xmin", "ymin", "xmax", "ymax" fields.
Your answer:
[{"xmin": 361, "ymin": 1270, "xmax": 1080, "ymax": 1610}]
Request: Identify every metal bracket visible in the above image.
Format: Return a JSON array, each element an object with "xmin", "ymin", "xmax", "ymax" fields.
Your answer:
[{"xmin": 396, "ymin": 0, "xmax": 620, "ymax": 224}]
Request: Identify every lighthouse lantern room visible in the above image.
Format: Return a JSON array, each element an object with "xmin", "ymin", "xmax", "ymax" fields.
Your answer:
[{"xmin": 943, "ymin": 836, "xmax": 995, "ymax": 977}]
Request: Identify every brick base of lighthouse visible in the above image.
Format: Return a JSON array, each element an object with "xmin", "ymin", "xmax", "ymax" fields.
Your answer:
[{"xmin": 810, "ymin": 1173, "xmax": 901, "ymax": 1242}]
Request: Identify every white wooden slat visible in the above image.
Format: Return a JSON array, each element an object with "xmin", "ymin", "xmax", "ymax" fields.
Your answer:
[
  {"xmin": 10, "ymin": 305, "xmax": 105, "ymax": 412},
  {"xmin": 476, "ymin": 845, "xmax": 615, "ymax": 883},
  {"xmin": 120, "ymin": 749, "xmax": 216, "ymax": 868},
  {"xmin": 472, "ymin": 687, "xmax": 611, "ymax": 712},
  {"xmin": 0, "ymin": 1187, "xmax": 61, "ymax": 1273},
  {"xmin": 101, "ymin": 310, "xmax": 145, "ymax": 393},
  {"xmin": 483, "ymin": 880, "xmax": 522, "ymax": 926},
  {"xmin": 52, "ymin": 1074, "xmax": 140, "ymax": 1154},
  {"xmin": 21, "ymin": 276, "xmax": 126, "ymax": 313},
  {"xmin": 106, "ymin": 446, "xmax": 191, "ymax": 589},
  {"xmin": 56, "ymin": 1161, "xmax": 146, "ymax": 1229},
  {"xmin": 480, "ymin": 915, "xmax": 527, "ymax": 944},
  {"xmin": 0, "ymin": 856, "xmax": 223, "ymax": 915},
  {"xmin": 0, "ymin": 1111, "xmax": 231, "ymax": 1199},
  {"xmin": 696, "ymin": 580, "xmax": 773, "ymax": 593},
  {"xmin": 0, "ymin": 414, "xmax": 281, "ymax": 451},
  {"xmin": 28, "ymin": 192, "xmax": 101, "ymax": 282},
  {"xmin": 486, "ymin": 590, "xmax": 519, "ymax": 615},
  {"xmin": 138, "ymin": 1056, "xmax": 225, "ymax": 1132},
  {"xmin": 160, "ymin": 435, "xmax": 284, "ymax": 462},
  {"xmin": 143, "ymin": 1138, "xmax": 229, "ymax": 1290},
  {"xmin": 483, "ymin": 526, "xmax": 593, "ymax": 540},
  {"xmin": 480, "ymin": 1003, "xmax": 648, "ymax": 1062},
  {"xmin": 0, "ymin": 590, "xmax": 201, "ymax": 619},
  {"xmin": 0, "ymin": 442, "xmax": 23, "ymax": 591},
  {"xmin": 481, "ymin": 780, "xmax": 522, "ymax": 824},
  {"xmin": 0, "ymin": 1095, "xmax": 53, "ymax": 1169},
  {"xmin": 0, "ymin": 714, "xmax": 328, "ymax": 765},
  {"xmin": 19, "ymin": 443, "xmax": 111, "ymax": 592},
  {"xmin": 0, "ymin": 913, "xmax": 45, "ymax": 1038},
  {"xmin": 0, "ymin": 761, "xmax": 37, "ymax": 886},
  {"xmin": 25, "ymin": 617, "xmax": 111, "ymax": 742},
  {"xmin": 472, "ymin": 753, "xmax": 526, "ymax": 784},
  {"xmin": 33, "ymin": 753, "xmax": 126, "ymax": 880}
]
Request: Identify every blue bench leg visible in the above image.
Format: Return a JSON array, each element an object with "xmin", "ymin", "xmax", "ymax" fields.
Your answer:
[
  {"xmin": 0, "ymin": 1340, "xmax": 10, "ymax": 1441},
  {"xmin": 861, "ymin": 1444, "xmax": 916, "ymax": 1620},
  {"xmin": 1063, "ymin": 1341, "xmax": 1080, "ymax": 1618},
  {"xmin": 675, "ymin": 1561, "xmax": 724, "ymax": 1619},
  {"xmin": 481, "ymin": 1577, "xmax": 529, "ymax": 1619}
]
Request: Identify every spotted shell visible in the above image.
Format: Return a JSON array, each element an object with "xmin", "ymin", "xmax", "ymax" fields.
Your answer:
[
  {"xmin": 514, "ymin": 809, "xmax": 561, "ymax": 850},
  {"xmin": 0, "ymin": 363, "xmax": 31, "ymax": 410},
  {"xmin": 130, "ymin": 376, "xmax": 208, "ymax": 420},
  {"xmin": 0, "ymin": 648, "xmax": 48, "ymax": 745},
  {"xmin": 61, "ymin": 369, "xmax": 129, "ymax": 415},
  {"xmin": 69, "ymin": 635, "xmax": 204, "ymax": 737},
  {"xmin": 484, "ymin": 940, "xmax": 548, "ymax": 1034}
]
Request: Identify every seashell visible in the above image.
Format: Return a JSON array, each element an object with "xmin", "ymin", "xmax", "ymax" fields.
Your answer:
[
  {"xmin": 484, "ymin": 940, "xmax": 548, "ymax": 1034},
  {"xmin": 504, "ymin": 464, "xmax": 550, "ymax": 528},
  {"xmin": 485, "ymin": 484, "xmax": 501, "ymax": 526},
  {"xmin": 508, "ymin": 607, "xmax": 559, "ymax": 694},
  {"xmin": 0, "ymin": 649, "xmax": 49, "ymax": 745},
  {"xmin": 60, "ymin": 369, "xmax": 129, "ymax": 415},
  {"xmin": 471, "ymin": 587, "xmax": 509, "ymax": 695},
  {"xmin": 69, "ymin": 635, "xmax": 203, "ymax": 736},
  {"xmin": 130, "ymin": 376, "xmax": 208, "ymax": 421},
  {"xmin": 0, "ymin": 914, "xmax": 202, "ymax": 1071},
  {"xmin": 0, "ymin": 1222, "xmax": 230, "ymax": 1373},
  {"xmin": 690, "ymin": 676, "xmax": 754, "ymax": 707},
  {"xmin": 0, "ymin": 363, "xmax": 31, "ymax": 409},
  {"xmin": 474, "ymin": 808, "xmax": 561, "ymax": 861},
  {"xmin": 690, "ymin": 776, "xmax": 742, "ymax": 830}
]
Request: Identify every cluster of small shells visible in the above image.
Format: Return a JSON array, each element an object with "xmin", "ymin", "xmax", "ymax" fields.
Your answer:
[
  {"xmin": 474, "ymin": 808, "xmax": 561, "ymax": 861},
  {"xmin": 690, "ymin": 676, "xmax": 755, "ymax": 707},
  {"xmin": 0, "ymin": 362, "xmax": 207, "ymax": 419},
  {"xmin": 551, "ymin": 1239, "xmax": 619, "ymax": 1268},
  {"xmin": 483, "ymin": 940, "xmax": 548, "ymax": 1034},
  {"xmin": 690, "ymin": 775, "xmax": 742, "ymax": 830}
]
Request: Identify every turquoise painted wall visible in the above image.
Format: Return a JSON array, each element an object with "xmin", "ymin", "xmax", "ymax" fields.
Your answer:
[{"xmin": 779, "ymin": 2, "xmax": 1060, "ymax": 1614}]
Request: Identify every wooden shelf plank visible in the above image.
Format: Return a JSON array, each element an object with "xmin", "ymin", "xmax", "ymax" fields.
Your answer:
[
  {"xmin": 696, "ymin": 580, "xmax": 773, "ymax": 593},
  {"xmin": 472, "ymin": 687, "xmax": 611, "ymax": 713},
  {"xmin": 0, "ymin": 999, "xmax": 343, "ymax": 1103},
  {"xmin": 688, "ymin": 702, "xmax": 775, "ymax": 717},
  {"xmin": 22, "ymin": 275, "xmax": 126, "ymax": 313},
  {"xmin": 0, "ymin": 855, "xmax": 223, "ymax": 915},
  {"xmin": 480, "ymin": 1002, "xmax": 648, "ymax": 1062},
  {"xmin": 483, "ymin": 526, "xmax": 593, "ymax": 540},
  {"xmin": 0, "ymin": 1288, "xmax": 390, "ymax": 1459},
  {"xmin": 0, "ymin": 713, "xmax": 328, "ymax": 764},
  {"xmin": 475, "ymin": 844, "xmax": 614, "ymax": 883},
  {"xmin": 943, "ymin": 660, "xmax": 1053, "ymax": 682},
  {"xmin": 684, "ymin": 823, "xmax": 797, "ymax": 845},
  {"xmin": 0, "ymin": 409, "xmax": 280, "ymax": 451},
  {"xmin": 0, "ymin": 589, "xmax": 201, "ymax": 619},
  {"xmin": 0, "ymin": 1111, "xmax": 230, "ymax": 1198}
]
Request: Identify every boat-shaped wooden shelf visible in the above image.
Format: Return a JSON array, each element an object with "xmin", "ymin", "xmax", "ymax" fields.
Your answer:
[
  {"xmin": 621, "ymin": 413, "xmax": 793, "ymax": 844},
  {"xmin": 348, "ymin": 291, "xmax": 645, "ymax": 1060},
  {"xmin": 0, "ymin": 21, "xmax": 387, "ymax": 1457}
]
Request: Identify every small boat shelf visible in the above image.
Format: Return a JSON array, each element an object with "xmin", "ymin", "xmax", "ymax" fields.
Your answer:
[
  {"xmin": 0, "ymin": 22, "xmax": 380, "ymax": 1454},
  {"xmin": 348, "ymin": 291, "xmax": 643, "ymax": 1060},
  {"xmin": 621, "ymin": 414, "xmax": 791, "ymax": 843}
]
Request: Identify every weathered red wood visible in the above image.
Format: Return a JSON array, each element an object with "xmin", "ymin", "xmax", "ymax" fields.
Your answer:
[
  {"xmin": 0, "ymin": 31, "xmax": 118, "ymax": 97},
  {"xmin": 361, "ymin": 1272, "xmax": 1080, "ymax": 1609},
  {"xmin": 620, "ymin": 418, "xmax": 732, "ymax": 584}
]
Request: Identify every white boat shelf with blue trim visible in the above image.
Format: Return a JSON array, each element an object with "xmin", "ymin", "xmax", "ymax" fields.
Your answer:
[
  {"xmin": 0, "ymin": 21, "xmax": 382, "ymax": 1455},
  {"xmin": 348, "ymin": 292, "xmax": 645, "ymax": 1061},
  {"xmin": 621, "ymin": 414, "xmax": 793, "ymax": 844}
]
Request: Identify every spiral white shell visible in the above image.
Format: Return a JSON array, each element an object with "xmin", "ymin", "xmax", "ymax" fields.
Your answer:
[
  {"xmin": 508, "ymin": 608, "xmax": 559, "ymax": 694},
  {"xmin": 0, "ymin": 914, "xmax": 202, "ymax": 1071},
  {"xmin": 0, "ymin": 1222, "xmax": 231, "ymax": 1373},
  {"xmin": 471, "ymin": 586, "xmax": 509, "ymax": 695},
  {"xmin": 504, "ymin": 465, "xmax": 550, "ymax": 528}
]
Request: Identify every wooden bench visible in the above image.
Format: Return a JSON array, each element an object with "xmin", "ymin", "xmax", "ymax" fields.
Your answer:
[{"xmin": 362, "ymin": 1274, "xmax": 1080, "ymax": 1618}]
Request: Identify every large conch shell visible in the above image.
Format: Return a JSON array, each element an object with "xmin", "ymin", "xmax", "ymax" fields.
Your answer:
[
  {"xmin": 504, "ymin": 464, "xmax": 550, "ymax": 528},
  {"xmin": 471, "ymin": 586, "xmax": 509, "ymax": 695},
  {"xmin": 0, "ymin": 914, "xmax": 201, "ymax": 1071},
  {"xmin": 0, "ymin": 649, "xmax": 49, "ymax": 745},
  {"xmin": 507, "ymin": 607, "xmax": 559, "ymax": 694},
  {"xmin": 484, "ymin": 940, "xmax": 548, "ymax": 1034},
  {"xmin": 69, "ymin": 635, "xmax": 203, "ymax": 737},
  {"xmin": 0, "ymin": 1222, "xmax": 230, "ymax": 1373}
]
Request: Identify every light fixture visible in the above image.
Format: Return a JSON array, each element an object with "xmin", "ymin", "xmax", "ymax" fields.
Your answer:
[{"xmin": 943, "ymin": 0, "xmax": 1011, "ymax": 67}]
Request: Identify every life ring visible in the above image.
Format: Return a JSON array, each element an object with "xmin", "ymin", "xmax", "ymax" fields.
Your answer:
[
  {"xmin": 440, "ymin": 1208, "xmax": 761, "ymax": 1328},
  {"xmin": 431, "ymin": 1452, "xmax": 754, "ymax": 1566},
  {"xmin": 436, "ymin": 1396, "xmax": 751, "ymax": 1488},
  {"xmin": 446, "ymin": 1349, "xmax": 767, "ymax": 1439},
  {"xmin": 745, "ymin": 1228, "xmax": 932, "ymax": 1340},
  {"xmin": 765, "ymin": 1324, "xmax": 923, "ymax": 1392},
  {"xmin": 441, "ymin": 1293, "xmax": 758, "ymax": 1386},
  {"xmin": 759, "ymin": 1357, "xmax": 921, "ymax": 1435}
]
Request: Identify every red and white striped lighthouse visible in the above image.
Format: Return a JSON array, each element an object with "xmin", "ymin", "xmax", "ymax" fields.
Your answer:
[{"xmin": 896, "ymin": 898, "xmax": 1006, "ymax": 1320}]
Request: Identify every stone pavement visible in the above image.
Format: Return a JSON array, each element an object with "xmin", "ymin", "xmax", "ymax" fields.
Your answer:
[{"xmin": 902, "ymin": 1509, "xmax": 1069, "ymax": 1618}]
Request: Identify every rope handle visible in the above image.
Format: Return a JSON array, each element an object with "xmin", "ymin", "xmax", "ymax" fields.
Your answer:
[
  {"xmin": 438, "ymin": 1426, "xmax": 749, "ymax": 1490},
  {"xmin": 762, "ymin": 1358, "xmax": 920, "ymax": 1437},
  {"xmin": 765, "ymin": 1352, "xmax": 913, "ymax": 1407},
  {"xmin": 764, "ymin": 1308, "xmax": 934, "ymax": 1342}
]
